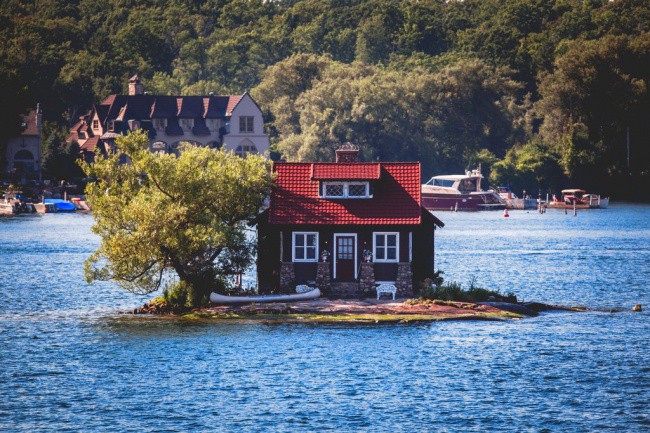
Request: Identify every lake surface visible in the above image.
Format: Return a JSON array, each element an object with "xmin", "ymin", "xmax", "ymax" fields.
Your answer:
[{"xmin": 1, "ymin": 205, "xmax": 648, "ymax": 432}]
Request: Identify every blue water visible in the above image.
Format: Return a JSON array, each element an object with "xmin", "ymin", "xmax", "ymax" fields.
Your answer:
[{"xmin": 1, "ymin": 205, "xmax": 648, "ymax": 432}]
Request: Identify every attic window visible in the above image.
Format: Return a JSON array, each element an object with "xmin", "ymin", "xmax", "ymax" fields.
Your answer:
[
  {"xmin": 108, "ymin": 120, "xmax": 115, "ymax": 132},
  {"xmin": 239, "ymin": 116, "xmax": 254, "ymax": 133},
  {"xmin": 92, "ymin": 120, "xmax": 99, "ymax": 129},
  {"xmin": 322, "ymin": 181, "xmax": 371, "ymax": 199}
]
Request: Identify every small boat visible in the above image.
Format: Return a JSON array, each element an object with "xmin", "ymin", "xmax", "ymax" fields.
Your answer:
[
  {"xmin": 70, "ymin": 197, "xmax": 91, "ymax": 211},
  {"xmin": 210, "ymin": 288, "xmax": 321, "ymax": 304},
  {"xmin": 1, "ymin": 190, "xmax": 34, "ymax": 215},
  {"xmin": 422, "ymin": 166, "xmax": 505, "ymax": 211},
  {"xmin": 43, "ymin": 198, "xmax": 77, "ymax": 212},
  {"xmin": 547, "ymin": 189, "xmax": 609, "ymax": 209},
  {"xmin": 0, "ymin": 200, "xmax": 15, "ymax": 216},
  {"xmin": 33, "ymin": 202, "xmax": 58, "ymax": 213},
  {"xmin": 497, "ymin": 186, "xmax": 538, "ymax": 210}
]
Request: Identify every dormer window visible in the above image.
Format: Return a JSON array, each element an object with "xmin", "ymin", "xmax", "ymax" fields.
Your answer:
[
  {"xmin": 92, "ymin": 120, "xmax": 99, "ymax": 130},
  {"xmin": 321, "ymin": 181, "xmax": 371, "ymax": 199},
  {"xmin": 108, "ymin": 120, "xmax": 115, "ymax": 132}
]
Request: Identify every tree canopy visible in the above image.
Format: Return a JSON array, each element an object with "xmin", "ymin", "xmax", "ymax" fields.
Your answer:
[
  {"xmin": 81, "ymin": 131, "xmax": 272, "ymax": 307},
  {"xmin": 2, "ymin": 0, "xmax": 649, "ymax": 197}
]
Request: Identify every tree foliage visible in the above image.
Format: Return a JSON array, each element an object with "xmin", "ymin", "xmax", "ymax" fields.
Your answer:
[
  {"xmin": 255, "ymin": 55, "xmax": 526, "ymax": 176},
  {"xmin": 2, "ymin": 0, "xmax": 649, "ymax": 196},
  {"xmin": 80, "ymin": 131, "xmax": 272, "ymax": 307}
]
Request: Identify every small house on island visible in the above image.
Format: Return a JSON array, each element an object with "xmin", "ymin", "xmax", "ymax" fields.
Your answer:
[{"xmin": 255, "ymin": 144, "xmax": 444, "ymax": 298}]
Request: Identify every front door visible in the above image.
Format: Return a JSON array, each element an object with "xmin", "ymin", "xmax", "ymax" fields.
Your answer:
[{"xmin": 335, "ymin": 235, "xmax": 356, "ymax": 281}]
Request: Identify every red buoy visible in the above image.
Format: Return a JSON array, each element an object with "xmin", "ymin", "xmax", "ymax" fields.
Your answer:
[{"xmin": 503, "ymin": 209, "xmax": 510, "ymax": 218}]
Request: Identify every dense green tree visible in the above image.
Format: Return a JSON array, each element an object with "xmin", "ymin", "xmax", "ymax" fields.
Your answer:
[
  {"xmin": 255, "ymin": 55, "xmax": 526, "ymax": 176},
  {"xmin": 41, "ymin": 127, "xmax": 85, "ymax": 181},
  {"xmin": 490, "ymin": 139, "xmax": 565, "ymax": 196},
  {"xmin": 1, "ymin": 0, "xmax": 649, "ymax": 195},
  {"xmin": 80, "ymin": 131, "xmax": 272, "ymax": 307},
  {"xmin": 536, "ymin": 33, "xmax": 649, "ymax": 193}
]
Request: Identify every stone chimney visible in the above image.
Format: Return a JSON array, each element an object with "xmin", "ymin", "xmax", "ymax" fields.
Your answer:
[
  {"xmin": 335, "ymin": 142, "xmax": 359, "ymax": 163},
  {"xmin": 128, "ymin": 74, "xmax": 144, "ymax": 95}
]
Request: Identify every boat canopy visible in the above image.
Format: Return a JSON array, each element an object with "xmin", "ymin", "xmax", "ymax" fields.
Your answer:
[
  {"xmin": 562, "ymin": 189, "xmax": 586, "ymax": 194},
  {"xmin": 44, "ymin": 198, "xmax": 76, "ymax": 211}
]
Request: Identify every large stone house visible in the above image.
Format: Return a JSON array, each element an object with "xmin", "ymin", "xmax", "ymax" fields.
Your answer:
[
  {"xmin": 68, "ymin": 75, "xmax": 269, "ymax": 160},
  {"xmin": 255, "ymin": 144, "xmax": 444, "ymax": 298},
  {"xmin": 4, "ymin": 105, "xmax": 42, "ymax": 181}
]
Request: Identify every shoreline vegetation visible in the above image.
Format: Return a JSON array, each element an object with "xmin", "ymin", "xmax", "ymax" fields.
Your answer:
[{"xmin": 129, "ymin": 275, "xmax": 596, "ymax": 323}]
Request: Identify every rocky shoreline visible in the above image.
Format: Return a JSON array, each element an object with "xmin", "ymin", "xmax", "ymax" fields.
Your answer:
[{"xmin": 128, "ymin": 298, "xmax": 593, "ymax": 323}]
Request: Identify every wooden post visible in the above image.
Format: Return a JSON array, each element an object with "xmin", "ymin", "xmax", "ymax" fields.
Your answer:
[{"xmin": 573, "ymin": 200, "xmax": 577, "ymax": 216}]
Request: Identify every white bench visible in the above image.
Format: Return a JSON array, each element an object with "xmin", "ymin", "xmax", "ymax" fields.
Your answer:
[{"xmin": 376, "ymin": 283, "xmax": 397, "ymax": 300}]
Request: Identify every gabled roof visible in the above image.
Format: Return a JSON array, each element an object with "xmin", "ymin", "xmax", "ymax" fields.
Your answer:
[
  {"xmin": 204, "ymin": 96, "xmax": 229, "ymax": 118},
  {"xmin": 92, "ymin": 94, "xmax": 244, "ymax": 120},
  {"xmin": 177, "ymin": 96, "xmax": 204, "ymax": 117},
  {"xmin": 80, "ymin": 136, "xmax": 100, "ymax": 152},
  {"xmin": 269, "ymin": 162, "xmax": 422, "ymax": 225},
  {"xmin": 95, "ymin": 105, "xmax": 109, "ymax": 123},
  {"xmin": 311, "ymin": 163, "xmax": 381, "ymax": 180},
  {"xmin": 226, "ymin": 95, "xmax": 243, "ymax": 116}
]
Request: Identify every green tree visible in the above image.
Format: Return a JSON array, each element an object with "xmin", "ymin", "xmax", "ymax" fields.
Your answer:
[
  {"xmin": 490, "ymin": 139, "xmax": 564, "ymax": 196},
  {"xmin": 80, "ymin": 131, "xmax": 272, "ymax": 307},
  {"xmin": 255, "ymin": 55, "xmax": 525, "ymax": 176},
  {"xmin": 536, "ymin": 33, "xmax": 650, "ymax": 193},
  {"xmin": 41, "ymin": 128, "xmax": 85, "ymax": 181}
]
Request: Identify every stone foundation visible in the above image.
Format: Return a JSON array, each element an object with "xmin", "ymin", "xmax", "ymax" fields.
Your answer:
[
  {"xmin": 279, "ymin": 262, "xmax": 295, "ymax": 292},
  {"xmin": 358, "ymin": 262, "xmax": 375, "ymax": 297},
  {"xmin": 329, "ymin": 282, "xmax": 359, "ymax": 299},
  {"xmin": 396, "ymin": 262, "xmax": 413, "ymax": 298},
  {"xmin": 315, "ymin": 262, "xmax": 331, "ymax": 296}
]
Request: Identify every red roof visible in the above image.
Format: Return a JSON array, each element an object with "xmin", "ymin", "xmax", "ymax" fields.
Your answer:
[
  {"xmin": 80, "ymin": 136, "xmax": 99, "ymax": 151},
  {"xmin": 311, "ymin": 163, "xmax": 381, "ymax": 180},
  {"xmin": 226, "ymin": 95, "xmax": 242, "ymax": 116},
  {"xmin": 269, "ymin": 162, "xmax": 422, "ymax": 225}
]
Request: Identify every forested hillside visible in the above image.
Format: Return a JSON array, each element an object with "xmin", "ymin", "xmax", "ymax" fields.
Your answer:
[{"xmin": 1, "ymin": 0, "xmax": 648, "ymax": 197}]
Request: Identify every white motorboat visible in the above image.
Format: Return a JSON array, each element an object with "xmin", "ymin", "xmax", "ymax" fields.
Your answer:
[
  {"xmin": 422, "ymin": 166, "xmax": 505, "ymax": 211},
  {"xmin": 210, "ymin": 288, "xmax": 321, "ymax": 304}
]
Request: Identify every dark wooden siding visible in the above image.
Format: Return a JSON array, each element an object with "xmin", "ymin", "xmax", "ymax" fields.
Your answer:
[{"xmin": 256, "ymin": 210, "xmax": 438, "ymax": 293}]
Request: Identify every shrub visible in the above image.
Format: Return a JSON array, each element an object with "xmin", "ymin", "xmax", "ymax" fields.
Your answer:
[{"xmin": 418, "ymin": 273, "xmax": 517, "ymax": 303}]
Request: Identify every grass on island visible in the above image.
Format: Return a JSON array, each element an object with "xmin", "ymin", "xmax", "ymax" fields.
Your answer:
[
  {"xmin": 177, "ymin": 310, "xmax": 523, "ymax": 323},
  {"xmin": 133, "ymin": 272, "xmax": 526, "ymax": 323},
  {"xmin": 411, "ymin": 272, "xmax": 517, "ymax": 304}
]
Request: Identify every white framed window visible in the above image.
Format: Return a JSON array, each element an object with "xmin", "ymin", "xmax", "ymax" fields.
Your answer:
[
  {"xmin": 108, "ymin": 120, "xmax": 115, "ymax": 132},
  {"xmin": 180, "ymin": 118, "xmax": 193, "ymax": 129},
  {"xmin": 292, "ymin": 232, "xmax": 318, "ymax": 262},
  {"xmin": 154, "ymin": 118, "xmax": 167, "ymax": 130},
  {"xmin": 321, "ymin": 181, "xmax": 370, "ymax": 199},
  {"xmin": 373, "ymin": 232, "xmax": 399, "ymax": 262},
  {"xmin": 92, "ymin": 119, "xmax": 99, "ymax": 130},
  {"xmin": 239, "ymin": 116, "xmax": 254, "ymax": 133}
]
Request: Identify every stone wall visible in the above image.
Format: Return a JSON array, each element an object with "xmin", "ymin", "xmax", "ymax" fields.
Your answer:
[
  {"xmin": 396, "ymin": 262, "xmax": 413, "ymax": 298},
  {"xmin": 279, "ymin": 262, "xmax": 295, "ymax": 293},
  {"xmin": 358, "ymin": 262, "xmax": 375, "ymax": 297},
  {"xmin": 315, "ymin": 262, "xmax": 331, "ymax": 296}
]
